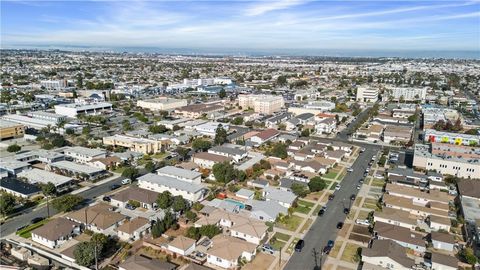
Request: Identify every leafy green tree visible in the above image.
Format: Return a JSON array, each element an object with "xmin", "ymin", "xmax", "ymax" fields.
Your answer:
[
  {"xmin": 276, "ymin": 75, "xmax": 287, "ymax": 86},
  {"xmin": 231, "ymin": 117, "xmax": 244, "ymax": 125},
  {"xmin": 82, "ymin": 126, "xmax": 91, "ymax": 136},
  {"xmin": 148, "ymin": 125, "xmax": 168, "ymax": 134},
  {"xmin": 192, "ymin": 139, "xmax": 212, "ymax": 151},
  {"xmin": 185, "ymin": 210, "xmax": 197, "ymax": 221},
  {"xmin": 308, "ymin": 177, "xmax": 326, "ymax": 192},
  {"xmin": 121, "ymin": 167, "xmax": 139, "ymax": 180},
  {"xmin": 266, "ymin": 143, "xmax": 288, "ymax": 159},
  {"xmin": 0, "ymin": 192, "xmax": 16, "ymax": 216},
  {"xmin": 144, "ymin": 161, "xmax": 156, "ymax": 173},
  {"xmin": 214, "ymin": 125, "xmax": 228, "ymax": 145},
  {"xmin": 172, "ymin": 196, "xmax": 188, "ymax": 213},
  {"xmin": 175, "ymin": 147, "xmax": 190, "ymax": 160},
  {"xmin": 122, "ymin": 120, "xmax": 133, "ymax": 131},
  {"xmin": 51, "ymin": 194, "xmax": 83, "ymax": 212},
  {"xmin": 74, "ymin": 242, "xmax": 97, "ymax": 266},
  {"xmin": 291, "ymin": 183, "xmax": 309, "ymax": 197},
  {"xmin": 407, "ymin": 114, "xmax": 417, "ymax": 123},
  {"xmin": 301, "ymin": 129, "xmax": 310, "ymax": 137},
  {"xmin": 7, "ymin": 144, "xmax": 21, "ymax": 153},
  {"xmin": 212, "ymin": 161, "xmax": 236, "ymax": 184},
  {"xmin": 218, "ymin": 89, "xmax": 226, "ymax": 99},
  {"xmin": 186, "ymin": 225, "xmax": 222, "ymax": 240},
  {"xmin": 41, "ymin": 182, "xmax": 57, "ymax": 197},
  {"xmin": 156, "ymin": 191, "xmax": 172, "ymax": 209},
  {"xmin": 460, "ymin": 247, "xmax": 478, "ymax": 265}
]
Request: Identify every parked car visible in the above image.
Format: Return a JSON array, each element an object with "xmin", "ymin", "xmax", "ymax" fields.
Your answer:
[
  {"xmin": 30, "ymin": 217, "xmax": 45, "ymax": 224},
  {"xmin": 125, "ymin": 203, "xmax": 136, "ymax": 210},
  {"xmin": 335, "ymin": 184, "xmax": 341, "ymax": 191},
  {"xmin": 356, "ymin": 184, "xmax": 361, "ymax": 190},
  {"xmin": 336, "ymin": 222, "xmax": 344, "ymax": 229},
  {"xmin": 343, "ymin": 208, "xmax": 350, "ymax": 214},
  {"xmin": 110, "ymin": 184, "xmax": 121, "ymax": 190},
  {"xmin": 323, "ymin": 245, "xmax": 332, "ymax": 254},
  {"xmin": 358, "ymin": 179, "xmax": 364, "ymax": 184},
  {"xmin": 350, "ymin": 194, "xmax": 356, "ymax": 201},
  {"xmin": 294, "ymin": 239, "xmax": 305, "ymax": 252},
  {"xmin": 121, "ymin": 178, "xmax": 131, "ymax": 185},
  {"xmin": 318, "ymin": 209, "xmax": 325, "ymax": 216},
  {"xmin": 356, "ymin": 219, "xmax": 371, "ymax": 226},
  {"xmin": 102, "ymin": 196, "xmax": 111, "ymax": 202},
  {"xmin": 347, "ymin": 168, "xmax": 353, "ymax": 172},
  {"xmin": 328, "ymin": 194, "xmax": 335, "ymax": 200},
  {"xmin": 262, "ymin": 244, "xmax": 275, "ymax": 255}
]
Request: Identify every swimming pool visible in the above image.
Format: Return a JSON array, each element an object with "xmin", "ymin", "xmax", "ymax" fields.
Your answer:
[{"xmin": 224, "ymin": 198, "xmax": 245, "ymax": 209}]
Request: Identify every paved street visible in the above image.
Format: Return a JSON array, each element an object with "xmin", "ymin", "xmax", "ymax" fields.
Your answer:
[
  {"xmin": 0, "ymin": 175, "xmax": 125, "ymax": 237},
  {"xmin": 284, "ymin": 146, "xmax": 379, "ymax": 270}
]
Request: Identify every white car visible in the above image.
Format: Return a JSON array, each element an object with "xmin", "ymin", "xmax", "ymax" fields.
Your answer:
[
  {"xmin": 347, "ymin": 168, "xmax": 354, "ymax": 172},
  {"xmin": 356, "ymin": 184, "xmax": 361, "ymax": 190},
  {"xmin": 121, "ymin": 178, "xmax": 132, "ymax": 185},
  {"xmin": 335, "ymin": 184, "xmax": 341, "ymax": 190},
  {"xmin": 356, "ymin": 219, "xmax": 371, "ymax": 226}
]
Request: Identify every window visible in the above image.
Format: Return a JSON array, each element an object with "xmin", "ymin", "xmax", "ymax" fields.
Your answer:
[{"xmin": 216, "ymin": 258, "xmax": 222, "ymax": 262}]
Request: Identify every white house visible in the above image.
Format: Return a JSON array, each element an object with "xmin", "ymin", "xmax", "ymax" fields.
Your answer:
[
  {"xmin": 137, "ymin": 173, "xmax": 206, "ymax": 202},
  {"xmin": 250, "ymin": 129, "xmax": 279, "ymax": 145},
  {"xmin": 316, "ymin": 118, "xmax": 336, "ymax": 134},
  {"xmin": 262, "ymin": 186, "xmax": 297, "ymax": 208},
  {"xmin": 31, "ymin": 218, "xmax": 80, "ymax": 249},
  {"xmin": 167, "ymin": 236, "xmax": 196, "ymax": 256},
  {"xmin": 208, "ymin": 146, "xmax": 248, "ymax": 163},
  {"xmin": 431, "ymin": 253, "xmax": 458, "ymax": 270},
  {"xmin": 156, "ymin": 166, "xmax": 202, "ymax": 184},
  {"xmin": 206, "ymin": 235, "xmax": 257, "ymax": 269},
  {"xmin": 116, "ymin": 217, "xmax": 150, "ymax": 242}
]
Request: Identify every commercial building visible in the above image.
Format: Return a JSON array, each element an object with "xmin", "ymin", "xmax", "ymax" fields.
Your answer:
[
  {"xmin": 175, "ymin": 102, "xmax": 224, "ymax": 119},
  {"xmin": 0, "ymin": 119, "xmax": 25, "ymax": 141},
  {"xmin": 27, "ymin": 111, "xmax": 66, "ymax": 124},
  {"xmin": 424, "ymin": 129, "xmax": 479, "ymax": 146},
  {"xmin": 238, "ymin": 95, "xmax": 285, "ymax": 114},
  {"xmin": 40, "ymin": 79, "xmax": 67, "ymax": 90},
  {"xmin": 54, "ymin": 102, "xmax": 113, "ymax": 118},
  {"xmin": 383, "ymin": 125, "xmax": 413, "ymax": 144},
  {"xmin": 17, "ymin": 169, "xmax": 74, "ymax": 193},
  {"xmin": 356, "ymin": 87, "xmax": 378, "ymax": 103},
  {"xmin": 413, "ymin": 144, "xmax": 479, "ymax": 179},
  {"xmin": 63, "ymin": 146, "xmax": 106, "ymax": 164},
  {"xmin": 137, "ymin": 97, "xmax": 187, "ymax": 111},
  {"xmin": 390, "ymin": 87, "xmax": 427, "ymax": 102},
  {"xmin": 48, "ymin": 160, "xmax": 108, "ymax": 181},
  {"xmin": 103, "ymin": 134, "xmax": 166, "ymax": 154}
]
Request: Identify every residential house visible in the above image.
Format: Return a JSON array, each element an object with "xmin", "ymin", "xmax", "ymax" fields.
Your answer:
[
  {"xmin": 118, "ymin": 255, "xmax": 177, "ymax": 270},
  {"xmin": 206, "ymin": 235, "xmax": 257, "ymax": 269},
  {"xmin": 167, "ymin": 236, "xmax": 196, "ymax": 256},
  {"xmin": 373, "ymin": 208, "xmax": 418, "ymax": 230},
  {"xmin": 157, "ymin": 166, "xmax": 202, "ymax": 184},
  {"xmin": 17, "ymin": 168, "xmax": 74, "ymax": 193},
  {"xmin": 431, "ymin": 253, "xmax": 458, "ymax": 270},
  {"xmin": 235, "ymin": 188, "xmax": 254, "ymax": 200},
  {"xmin": 63, "ymin": 146, "xmax": 106, "ymax": 164},
  {"xmin": 208, "ymin": 146, "xmax": 247, "ymax": 163},
  {"xmin": 263, "ymin": 186, "xmax": 297, "ymax": 208},
  {"xmin": 88, "ymin": 156, "xmax": 121, "ymax": 170},
  {"xmin": 430, "ymin": 215, "xmax": 452, "ymax": 232},
  {"xmin": 247, "ymin": 179, "xmax": 269, "ymax": 189},
  {"xmin": 0, "ymin": 178, "xmax": 41, "ymax": 198},
  {"xmin": 431, "ymin": 232, "xmax": 455, "ymax": 252},
  {"xmin": 117, "ymin": 217, "xmax": 150, "ymax": 242},
  {"xmin": 192, "ymin": 152, "xmax": 232, "ymax": 169},
  {"xmin": 361, "ymin": 239, "xmax": 415, "ymax": 270},
  {"xmin": 316, "ymin": 118, "xmax": 336, "ymax": 134},
  {"xmin": 66, "ymin": 203, "xmax": 127, "ymax": 235},
  {"xmin": 249, "ymin": 129, "xmax": 279, "ymax": 145},
  {"xmin": 110, "ymin": 187, "xmax": 159, "ymax": 210},
  {"xmin": 374, "ymin": 221, "xmax": 426, "ymax": 253},
  {"xmin": 31, "ymin": 218, "xmax": 80, "ymax": 249},
  {"xmin": 245, "ymin": 199, "xmax": 288, "ymax": 222}
]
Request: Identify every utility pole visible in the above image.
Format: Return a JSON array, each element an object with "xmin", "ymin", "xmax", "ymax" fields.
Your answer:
[
  {"xmin": 46, "ymin": 196, "xmax": 50, "ymax": 218},
  {"xmin": 94, "ymin": 241, "xmax": 98, "ymax": 270}
]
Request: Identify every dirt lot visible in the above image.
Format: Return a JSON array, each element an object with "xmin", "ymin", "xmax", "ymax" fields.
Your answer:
[
  {"xmin": 243, "ymin": 252, "xmax": 275, "ymax": 270},
  {"xmin": 349, "ymin": 233, "xmax": 371, "ymax": 243}
]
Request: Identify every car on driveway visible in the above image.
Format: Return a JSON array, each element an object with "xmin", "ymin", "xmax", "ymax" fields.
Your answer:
[
  {"xmin": 262, "ymin": 244, "xmax": 275, "ymax": 255},
  {"xmin": 336, "ymin": 222, "xmax": 344, "ymax": 229},
  {"xmin": 294, "ymin": 239, "xmax": 305, "ymax": 252}
]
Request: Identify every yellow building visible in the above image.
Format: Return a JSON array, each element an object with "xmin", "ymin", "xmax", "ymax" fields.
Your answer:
[
  {"xmin": 0, "ymin": 120, "xmax": 25, "ymax": 141},
  {"xmin": 238, "ymin": 95, "xmax": 285, "ymax": 114},
  {"xmin": 103, "ymin": 134, "xmax": 167, "ymax": 154}
]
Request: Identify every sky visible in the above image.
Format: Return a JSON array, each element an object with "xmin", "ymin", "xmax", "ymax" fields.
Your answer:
[{"xmin": 1, "ymin": 0, "xmax": 480, "ymax": 52}]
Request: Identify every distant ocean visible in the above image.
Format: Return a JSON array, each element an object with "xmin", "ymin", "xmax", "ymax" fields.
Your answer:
[{"xmin": 3, "ymin": 45, "xmax": 479, "ymax": 60}]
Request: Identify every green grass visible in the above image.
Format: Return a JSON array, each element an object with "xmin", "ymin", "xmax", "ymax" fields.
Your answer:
[
  {"xmin": 151, "ymin": 152, "xmax": 168, "ymax": 159},
  {"xmin": 293, "ymin": 200, "xmax": 315, "ymax": 214},
  {"xmin": 371, "ymin": 179, "xmax": 385, "ymax": 187},
  {"xmin": 113, "ymin": 166, "xmax": 126, "ymax": 174},
  {"xmin": 324, "ymin": 171, "xmax": 338, "ymax": 179},
  {"xmin": 313, "ymin": 204, "xmax": 323, "ymax": 215},
  {"xmin": 273, "ymin": 232, "xmax": 291, "ymax": 242},
  {"xmin": 277, "ymin": 215, "xmax": 304, "ymax": 231},
  {"xmin": 16, "ymin": 219, "xmax": 50, "ymax": 238}
]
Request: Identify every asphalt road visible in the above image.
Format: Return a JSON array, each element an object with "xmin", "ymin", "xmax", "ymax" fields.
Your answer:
[
  {"xmin": 0, "ymin": 176, "xmax": 125, "ymax": 237},
  {"xmin": 285, "ymin": 146, "xmax": 379, "ymax": 270}
]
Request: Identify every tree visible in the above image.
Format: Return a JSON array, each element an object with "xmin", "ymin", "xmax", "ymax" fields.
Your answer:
[
  {"xmin": 192, "ymin": 139, "xmax": 212, "ymax": 151},
  {"xmin": 407, "ymin": 114, "xmax": 417, "ymax": 123},
  {"xmin": 460, "ymin": 247, "xmax": 477, "ymax": 265},
  {"xmin": 185, "ymin": 210, "xmax": 197, "ymax": 221},
  {"xmin": 51, "ymin": 194, "xmax": 83, "ymax": 212},
  {"xmin": 7, "ymin": 144, "xmax": 21, "ymax": 153},
  {"xmin": 266, "ymin": 143, "xmax": 288, "ymax": 159},
  {"xmin": 276, "ymin": 75, "xmax": 287, "ymax": 86},
  {"xmin": 301, "ymin": 129, "xmax": 310, "ymax": 137},
  {"xmin": 175, "ymin": 146, "xmax": 190, "ymax": 161},
  {"xmin": 214, "ymin": 125, "xmax": 228, "ymax": 145},
  {"xmin": 186, "ymin": 225, "xmax": 222, "ymax": 240},
  {"xmin": 0, "ymin": 192, "xmax": 16, "ymax": 216},
  {"xmin": 122, "ymin": 120, "xmax": 133, "ymax": 131},
  {"xmin": 231, "ymin": 117, "xmax": 244, "ymax": 125},
  {"xmin": 308, "ymin": 177, "xmax": 326, "ymax": 192},
  {"xmin": 41, "ymin": 182, "xmax": 56, "ymax": 197},
  {"xmin": 218, "ymin": 88, "xmax": 226, "ymax": 99},
  {"xmin": 157, "ymin": 191, "xmax": 172, "ymax": 209},
  {"xmin": 121, "ymin": 167, "xmax": 139, "ymax": 180},
  {"xmin": 465, "ymin": 128, "xmax": 479, "ymax": 135},
  {"xmin": 149, "ymin": 125, "xmax": 168, "ymax": 134},
  {"xmin": 74, "ymin": 242, "xmax": 97, "ymax": 266},
  {"xmin": 212, "ymin": 161, "xmax": 236, "ymax": 184},
  {"xmin": 82, "ymin": 126, "xmax": 91, "ymax": 136},
  {"xmin": 291, "ymin": 183, "xmax": 309, "ymax": 197},
  {"xmin": 76, "ymin": 75, "xmax": 84, "ymax": 89},
  {"xmin": 172, "ymin": 196, "xmax": 188, "ymax": 213},
  {"xmin": 144, "ymin": 161, "xmax": 156, "ymax": 173}
]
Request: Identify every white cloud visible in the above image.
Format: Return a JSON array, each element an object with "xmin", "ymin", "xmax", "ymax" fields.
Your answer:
[{"xmin": 244, "ymin": 0, "xmax": 308, "ymax": 16}]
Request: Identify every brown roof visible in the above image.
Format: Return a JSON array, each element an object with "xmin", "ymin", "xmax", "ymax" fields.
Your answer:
[
  {"xmin": 431, "ymin": 252, "xmax": 458, "ymax": 268},
  {"xmin": 374, "ymin": 221, "xmax": 425, "ymax": 247},
  {"xmin": 31, "ymin": 218, "xmax": 79, "ymax": 241},
  {"xmin": 66, "ymin": 203, "xmax": 127, "ymax": 230},
  {"xmin": 168, "ymin": 235, "xmax": 196, "ymax": 251},
  {"xmin": 431, "ymin": 232, "xmax": 455, "ymax": 244},
  {"xmin": 111, "ymin": 186, "xmax": 159, "ymax": 205},
  {"xmin": 119, "ymin": 255, "xmax": 177, "ymax": 270},
  {"xmin": 195, "ymin": 209, "xmax": 267, "ymax": 238},
  {"xmin": 429, "ymin": 215, "xmax": 451, "ymax": 225},
  {"xmin": 374, "ymin": 208, "xmax": 417, "ymax": 226},
  {"xmin": 193, "ymin": 152, "xmax": 232, "ymax": 163},
  {"xmin": 458, "ymin": 179, "xmax": 480, "ymax": 199},
  {"xmin": 362, "ymin": 239, "xmax": 415, "ymax": 268},
  {"xmin": 253, "ymin": 129, "xmax": 279, "ymax": 140},
  {"xmin": 90, "ymin": 156, "xmax": 121, "ymax": 166},
  {"xmin": 117, "ymin": 217, "xmax": 149, "ymax": 234},
  {"xmin": 383, "ymin": 194, "xmax": 448, "ymax": 218},
  {"xmin": 183, "ymin": 264, "xmax": 212, "ymax": 270},
  {"xmin": 386, "ymin": 183, "xmax": 453, "ymax": 204},
  {"xmin": 206, "ymin": 235, "xmax": 256, "ymax": 261}
]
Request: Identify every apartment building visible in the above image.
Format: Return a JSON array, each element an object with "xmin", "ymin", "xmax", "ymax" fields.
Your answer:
[
  {"xmin": 413, "ymin": 144, "xmax": 479, "ymax": 179},
  {"xmin": 137, "ymin": 97, "xmax": 187, "ymax": 111},
  {"xmin": 424, "ymin": 129, "xmax": 479, "ymax": 146},
  {"xmin": 137, "ymin": 173, "xmax": 206, "ymax": 202},
  {"xmin": 174, "ymin": 103, "xmax": 224, "ymax": 118},
  {"xmin": 63, "ymin": 146, "xmax": 106, "ymax": 163},
  {"xmin": 356, "ymin": 87, "xmax": 378, "ymax": 103},
  {"xmin": 0, "ymin": 119, "xmax": 25, "ymax": 141},
  {"xmin": 238, "ymin": 94, "xmax": 285, "ymax": 114},
  {"xmin": 103, "ymin": 134, "xmax": 166, "ymax": 154},
  {"xmin": 390, "ymin": 87, "xmax": 427, "ymax": 101}
]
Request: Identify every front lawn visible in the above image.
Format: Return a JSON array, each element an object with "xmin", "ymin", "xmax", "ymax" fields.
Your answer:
[
  {"xmin": 16, "ymin": 219, "xmax": 50, "ymax": 238},
  {"xmin": 340, "ymin": 243, "xmax": 362, "ymax": 263},
  {"xmin": 293, "ymin": 200, "xmax": 315, "ymax": 214},
  {"xmin": 324, "ymin": 171, "xmax": 338, "ymax": 179},
  {"xmin": 276, "ymin": 215, "xmax": 304, "ymax": 231}
]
